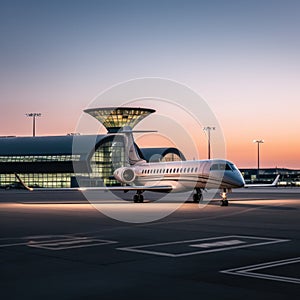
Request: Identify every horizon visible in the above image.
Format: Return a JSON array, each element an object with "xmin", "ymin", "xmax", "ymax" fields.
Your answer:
[{"xmin": 0, "ymin": 127, "xmax": 298, "ymax": 170}]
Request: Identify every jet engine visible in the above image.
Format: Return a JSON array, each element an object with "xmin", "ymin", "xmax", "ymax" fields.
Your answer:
[{"xmin": 113, "ymin": 167, "xmax": 136, "ymax": 184}]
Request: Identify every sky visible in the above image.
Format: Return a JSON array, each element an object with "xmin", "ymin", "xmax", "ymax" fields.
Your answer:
[{"xmin": 0, "ymin": 0, "xmax": 299, "ymax": 168}]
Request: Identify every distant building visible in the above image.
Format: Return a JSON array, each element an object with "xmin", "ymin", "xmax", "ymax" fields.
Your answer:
[
  {"xmin": 240, "ymin": 168, "xmax": 300, "ymax": 186},
  {"xmin": 0, "ymin": 107, "xmax": 184, "ymax": 188}
]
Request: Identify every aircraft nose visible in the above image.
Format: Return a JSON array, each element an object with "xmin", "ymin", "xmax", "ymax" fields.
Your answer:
[
  {"xmin": 228, "ymin": 171, "xmax": 245, "ymax": 188},
  {"xmin": 235, "ymin": 173, "xmax": 245, "ymax": 188}
]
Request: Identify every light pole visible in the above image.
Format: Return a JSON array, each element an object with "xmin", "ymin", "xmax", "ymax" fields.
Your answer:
[
  {"xmin": 26, "ymin": 113, "xmax": 42, "ymax": 137},
  {"xmin": 203, "ymin": 126, "xmax": 215, "ymax": 159},
  {"xmin": 253, "ymin": 139, "xmax": 264, "ymax": 178}
]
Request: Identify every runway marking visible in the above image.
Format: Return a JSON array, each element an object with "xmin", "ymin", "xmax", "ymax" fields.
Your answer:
[
  {"xmin": 190, "ymin": 239, "xmax": 246, "ymax": 248},
  {"xmin": 28, "ymin": 237, "xmax": 117, "ymax": 250},
  {"xmin": 0, "ymin": 235, "xmax": 72, "ymax": 248},
  {"xmin": 0, "ymin": 235, "xmax": 117, "ymax": 250},
  {"xmin": 221, "ymin": 257, "xmax": 300, "ymax": 284},
  {"xmin": 117, "ymin": 235, "xmax": 289, "ymax": 257}
]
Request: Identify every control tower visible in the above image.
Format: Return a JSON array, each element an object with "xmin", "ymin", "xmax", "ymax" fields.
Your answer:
[{"xmin": 84, "ymin": 107, "xmax": 155, "ymax": 132}]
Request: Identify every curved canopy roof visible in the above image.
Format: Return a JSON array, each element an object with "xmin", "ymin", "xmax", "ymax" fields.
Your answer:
[
  {"xmin": 140, "ymin": 147, "xmax": 186, "ymax": 162},
  {"xmin": 84, "ymin": 107, "xmax": 155, "ymax": 132},
  {"xmin": 0, "ymin": 136, "xmax": 185, "ymax": 162},
  {"xmin": 0, "ymin": 135, "xmax": 107, "ymax": 157}
]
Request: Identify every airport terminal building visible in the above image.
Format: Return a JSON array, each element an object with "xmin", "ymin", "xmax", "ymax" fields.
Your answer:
[
  {"xmin": 0, "ymin": 107, "xmax": 185, "ymax": 189},
  {"xmin": 0, "ymin": 106, "xmax": 298, "ymax": 189}
]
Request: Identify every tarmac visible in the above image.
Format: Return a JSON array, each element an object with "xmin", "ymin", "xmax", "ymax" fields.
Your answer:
[{"xmin": 0, "ymin": 188, "xmax": 299, "ymax": 299}]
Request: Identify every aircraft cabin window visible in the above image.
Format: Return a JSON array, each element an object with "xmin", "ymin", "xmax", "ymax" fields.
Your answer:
[
  {"xmin": 166, "ymin": 169, "xmax": 169, "ymax": 173},
  {"xmin": 173, "ymin": 168, "xmax": 176, "ymax": 173},
  {"xmin": 191, "ymin": 168, "xmax": 194, "ymax": 172},
  {"xmin": 195, "ymin": 168, "xmax": 198, "ymax": 172},
  {"xmin": 187, "ymin": 168, "xmax": 190, "ymax": 173},
  {"xmin": 210, "ymin": 164, "xmax": 219, "ymax": 171}
]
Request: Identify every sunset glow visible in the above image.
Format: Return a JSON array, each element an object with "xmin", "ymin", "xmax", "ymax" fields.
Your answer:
[{"xmin": 0, "ymin": 1, "xmax": 299, "ymax": 169}]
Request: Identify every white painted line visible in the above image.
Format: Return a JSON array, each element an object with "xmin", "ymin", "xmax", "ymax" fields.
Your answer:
[
  {"xmin": 0, "ymin": 235, "xmax": 118, "ymax": 250},
  {"xmin": 28, "ymin": 238, "xmax": 117, "ymax": 250},
  {"xmin": 0, "ymin": 235, "xmax": 72, "ymax": 248},
  {"xmin": 190, "ymin": 239, "xmax": 246, "ymax": 248},
  {"xmin": 221, "ymin": 257, "xmax": 300, "ymax": 284},
  {"xmin": 117, "ymin": 235, "xmax": 290, "ymax": 257}
]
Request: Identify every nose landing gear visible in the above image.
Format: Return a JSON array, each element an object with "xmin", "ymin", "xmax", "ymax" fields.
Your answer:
[{"xmin": 220, "ymin": 188, "xmax": 229, "ymax": 206}]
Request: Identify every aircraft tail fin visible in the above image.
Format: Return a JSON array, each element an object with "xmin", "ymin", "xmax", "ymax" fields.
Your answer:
[{"xmin": 117, "ymin": 126, "xmax": 156, "ymax": 166}]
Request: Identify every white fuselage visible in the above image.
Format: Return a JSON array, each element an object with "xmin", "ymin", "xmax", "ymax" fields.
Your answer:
[{"xmin": 114, "ymin": 159, "xmax": 245, "ymax": 192}]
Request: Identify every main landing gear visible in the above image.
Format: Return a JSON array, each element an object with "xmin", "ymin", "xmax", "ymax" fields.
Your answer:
[
  {"xmin": 220, "ymin": 188, "xmax": 229, "ymax": 206},
  {"xmin": 133, "ymin": 191, "xmax": 144, "ymax": 203},
  {"xmin": 193, "ymin": 188, "xmax": 203, "ymax": 203}
]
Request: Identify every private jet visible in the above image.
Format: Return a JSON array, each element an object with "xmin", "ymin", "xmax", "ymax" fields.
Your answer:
[{"xmin": 17, "ymin": 126, "xmax": 246, "ymax": 206}]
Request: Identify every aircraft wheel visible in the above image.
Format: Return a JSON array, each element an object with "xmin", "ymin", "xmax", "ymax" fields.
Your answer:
[
  {"xmin": 139, "ymin": 195, "xmax": 144, "ymax": 203},
  {"xmin": 193, "ymin": 194, "xmax": 200, "ymax": 203},
  {"xmin": 220, "ymin": 200, "xmax": 229, "ymax": 206},
  {"xmin": 134, "ymin": 195, "xmax": 139, "ymax": 203}
]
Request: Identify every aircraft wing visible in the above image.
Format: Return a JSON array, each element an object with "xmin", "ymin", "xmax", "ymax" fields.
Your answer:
[
  {"xmin": 78, "ymin": 185, "xmax": 173, "ymax": 193},
  {"xmin": 14, "ymin": 173, "xmax": 173, "ymax": 193},
  {"xmin": 244, "ymin": 175, "xmax": 280, "ymax": 188}
]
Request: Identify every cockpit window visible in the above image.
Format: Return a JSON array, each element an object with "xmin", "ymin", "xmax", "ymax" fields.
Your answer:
[
  {"xmin": 210, "ymin": 163, "xmax": 234, "ymax": 171},
  {"xmin": 229, "ymin": 163, "xmax": 237, "ymax": 171}
]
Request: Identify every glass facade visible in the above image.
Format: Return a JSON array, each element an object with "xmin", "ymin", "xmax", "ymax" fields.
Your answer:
[
  {"xmin": 0, "ymin": 137, "xmax": 126, "ymax": 189},
  {"xmin": 0, "ymin": 173, "xmax": 73, "ymax": 188},
  {"xmin": 0, "ymin": 155, "xmax": 80, "ymax": 162},
  {"xmin": 89, "ymin": 140, "xmax": 125, "ymax": 186}
]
